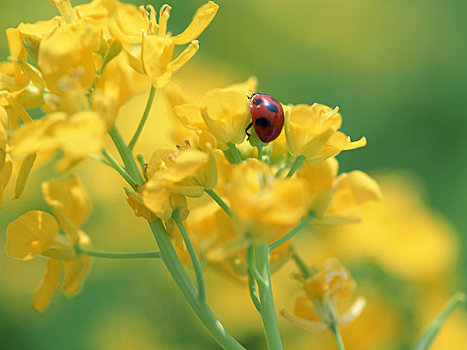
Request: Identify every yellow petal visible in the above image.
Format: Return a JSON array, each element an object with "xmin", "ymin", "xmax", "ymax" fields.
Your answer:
[
  {"xmin": 38, "ymin": 20, "xmax": 97, "ymax": 94},
  {"xmin": 335, "ymin": 171, "xmax": 384, "ymax": 205},
  {"xmin": 141, "ymin": 35, "xmax": 174, "ymax": 86},
  {"xmin": 156, "ymin": 40, "xmax": 199, "ymax": 88},
  {"xmin": 338, "ymin": 297, "xmax": 367, "ymax": 326},
  {"xmin": 281, "ymin": 310, "xmax": 328, "ymax": 333},
  {"xmin": 173, "ymin": 103, "xmax": 206, "ymax": 130},
  {"xmin": 31, "ymin": 259, "xmax": 62, "ymax": 312},
  {"xmin": 5, "ymin": 211, "xmax": 59, "ymax": 260},
  {"xmin": 124, "ymin": 187, "xmax": 157, "ymax": 221},
  {"xmin": 143, "ymin": 175, "xmax": 172, "ymax": 219},
  {"xmin": 61, "ymin": 232, "xmax": 92, "ymax": 296},
  {"xmin": 42, "ymin": 175, "xmax": 91, "ymax": 230},
  {"xmin": 14, "ymin": 153, "xmax": 36, "ymax": 199},
  {"xmin": 165, "ymin": 149, "xmax": 209, "ymax": 182},
  {"xmin": 53, "ymin": 111, "xmax": 107, "ymax": 168},
  {"xmin": 201, "ymin": 88, "xmax": 250, "ymax": 146},
  {"xmin": 11, "ymin": 112, "xmax": 66, "ymax": 157},
  {"xmin": 171, "ymin": 1, "xmax": 219, "ymax": 45},
  {"xmin": 92, "ymin": 52, "xmax": 136, "ymax": 126}
]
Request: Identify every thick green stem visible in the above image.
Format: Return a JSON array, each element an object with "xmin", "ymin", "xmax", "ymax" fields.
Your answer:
[
  {"xmin": 329, "ymin": 322, "xmax": 346, "ymax": 350},
  {"xmin": 286, "ymin": 155, "xmax": 305, "ymax": 178},
  {"xmin": 128, "ymin": 86, "xmax": 156, "ymax": 150},
  {"xmin": 205, "ymin": 189, "xmax": 232, "ymax": 217},
  {"xmin": 102, "ymin": 149, "xmax": 137, "ymax": 188},
  {"xmin": 269, "ymin": 212, "xmax": 316, "ymax": 250},
  {"xmin": 76, "ymin": 246, "xmax": 161, "ymax": 259},
  {"xmin": 253, "ymin": 242, "xmax": 284, "ymax": 350},
  {"xmin": 173, "ymin": 210, "xmax": 206, "ymax": 301},
  {"xmin": 150, "ymin": 219, "xmax": 245, "ymax": 350},
  {"xmin": 108, "ymin": 124, "xmax": 143, "ymax": 184}
]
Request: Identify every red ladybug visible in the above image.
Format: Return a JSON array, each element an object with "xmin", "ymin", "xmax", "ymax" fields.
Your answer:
[{"xmin": 246, "ymin": 93, "xmax": 284, "ymax": 143}]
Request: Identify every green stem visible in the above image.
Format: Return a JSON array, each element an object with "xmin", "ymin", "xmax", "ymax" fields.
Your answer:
[
  {"xmin": 329, "ymin": 322, "xmax": 346, "ymax": 350},
  {"xmin": 205, "ymin": 189, "xmax": 232, "ymax": 217},
  {"xmin": 128, "ymin": 86, "xmax": 156, "ymax": 150},
  {"xmin": 248, "ymin": 270, "xmax": 261, "ymax": 313},
  {"xmin": 253, "ymin": 242, "xmax": 284, "ymax": 350},
  {"xmin": 413, "ymin": 292, "xmax": 466, "ymax": 350},
  {"xmin": 137, "ymin": 154, "xmax": 148, "ymax": 182},
  {"xmin": 108, "ymin": 124, "xmax": 143, "ymax": 184},
  {"xmin": 102, "ymin": 149, "xmax": 137, "ymax": 188},
  {"xmin": 173, "ymin": 210, "xmax": 206, "ymax": 301},
  {"xmin": 291, "ymin": 247, "xmax": 312, "ymax": 279},
  {"xmin": 76, "ymin": 246, "xmax": 161, "ymax": 259},
  {"xmin": 149, "ymin": 219, "xmax": 245, "ymax": 350},
  {"xmin": 286, "ymin": 155, "xmax": 305, "ymax": 178},
  {"xmin": 269, "ymin": 212, "xmax": 316, "ymax": 250}
]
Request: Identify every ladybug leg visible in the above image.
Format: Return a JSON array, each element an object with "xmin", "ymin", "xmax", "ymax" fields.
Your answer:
[{"xmin": 245, "ymin": 122, "xmax": 253, "ymax": 139}]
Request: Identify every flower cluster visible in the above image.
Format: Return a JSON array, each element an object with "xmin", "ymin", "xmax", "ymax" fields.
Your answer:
[
  {"xmin": 1, "ymin": 1, "xmax": 411, "ymax": 348},
  {"xmin": 0, "ymin": 0, "xmax": 218, "ymax": 202}
]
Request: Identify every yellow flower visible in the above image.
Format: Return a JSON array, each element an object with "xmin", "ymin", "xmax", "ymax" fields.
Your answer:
[
  {"xmin": 173, "ymin": 77, "xmax": 257, "ymax": 150},
  {"xmin": 38, "ymin": 20, "xmax": 99, "ymax": 96},
  {"xmin": 12, "ymin": 110, "xmax": 107, "ymax": 170},
  {"xmin": 282, "ymin": 259, "xmax": 366, "ymax": 332},
  {"xmin": 285, "ymin": 103, "xmax": 366, "ymax": 163},
  {"xmin": 141, "ymin": 142, "xmax": 217, "ymax": 221},
  {"xmin": 5, "ymin": 175, "xmax": 92, "ymax": 311},
  {"xmin": 116, "ymin": 1, "xmax": 218, "ymax": 88},
  {"xmin": 225, "ymin": 159, "xmax": 308, "ymax": 242},
  {"xmin": 296, "ymin": 158, "xmax": 383, "ymax": 224}
]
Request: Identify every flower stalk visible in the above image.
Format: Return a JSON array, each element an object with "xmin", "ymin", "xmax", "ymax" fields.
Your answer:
[
  {"xmin": 173, "ymin": 209, "xmax": 206, "ymax": 301},
  {"xmin": 250, "ymin": 242, "xmax": 284, "ymax": 350},
  {"xmin": 76, "ymin": 246, "xmax": 161, "ymax": 259},
  {"xmin": 128, "ymin": 86, "xmax": 156, "ymax": 150},
  {"xmin": 150, "ymin": 219, "xmax": 246, "ymax": 350}
]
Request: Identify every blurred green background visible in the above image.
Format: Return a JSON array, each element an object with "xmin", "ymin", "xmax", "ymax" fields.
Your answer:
[{"xmin": 0, "ymin": 0, "xmax": 466, "ymax": 349}]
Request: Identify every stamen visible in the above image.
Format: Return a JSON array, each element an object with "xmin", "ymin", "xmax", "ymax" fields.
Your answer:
[
  {"xmin": 50, "ymin": 0, "xmax": 77, "ymax": 24},
  {"xmin": 158, "ymin": 4, "xmax": 172, "ymax": 37},
  {"xmin": 146, "ymin": 5, "xmax": 158, "ymax": 29}
]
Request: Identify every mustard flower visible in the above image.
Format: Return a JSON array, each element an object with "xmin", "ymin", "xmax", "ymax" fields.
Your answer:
[
  {"xmin": 285, "ymin": 103, "xmax": 366, "ymax": 163},
  {"xmin": 5, "ymin": 175, "xmax": 92, "ymax": 311},
  {"xmin": 225, "ymin": 159, "xmax": 308, "ymax": 243},
  {"xmin": 11, "ymin": 110, "xmax": 107, "ymax": 170},
  {"xmin": 138, "ymin": 140, "xmax": 217, "ymax": 221},
  {"xmin": 173, "ymin": 77, "xmax": 257, "ymax": 150},
  {"xmin": 282, "ymin": 259, "xmax": 366, "ymax": 332},
  {"xmin": 296, "ymin": 158, "xmax": 383, "ymax": 224},
  {"xmin": 113, "ymin": 1, "xmax": 218, "ymax": 88}
]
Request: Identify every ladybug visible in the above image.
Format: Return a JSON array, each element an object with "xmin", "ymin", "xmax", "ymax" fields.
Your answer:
[{"xmin": 246, "ymin": 93, "xmax": 284, "ymax": 143}]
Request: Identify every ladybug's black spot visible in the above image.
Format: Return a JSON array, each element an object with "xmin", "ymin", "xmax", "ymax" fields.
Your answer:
[
  {"xmin": 255, "ymin": 117, "xmax": 271, "ymax": 127},
  {"xmin": 253, "ymin": 98, "xmax": 262, "ymax": 106},
  {"xmin": 266, "ymin": 103, "xmax": 279, "ymax": 113}
]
